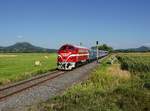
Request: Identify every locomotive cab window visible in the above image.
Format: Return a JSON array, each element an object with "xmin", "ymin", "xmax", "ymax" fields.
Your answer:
[
  {"xmin": 60, "ymin": 46, "xmax": 67, "ymax": 50},
  {"xmin": 68, "ymin": 46, "xmax": 75, "ymax": 50},
  {"xmin": 60, "ymin": 45, "xmax": 75, "ymax": 51}
]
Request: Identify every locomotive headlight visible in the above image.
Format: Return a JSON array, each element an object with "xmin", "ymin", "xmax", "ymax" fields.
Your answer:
[{"xmin": 58, "ymin": 56, "xmax": 62, "ymax": 62}]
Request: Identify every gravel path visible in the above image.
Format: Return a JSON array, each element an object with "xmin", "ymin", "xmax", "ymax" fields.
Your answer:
[{"xmin": 0, "ymin": 62, "xmax": 98, "ymax": 111}]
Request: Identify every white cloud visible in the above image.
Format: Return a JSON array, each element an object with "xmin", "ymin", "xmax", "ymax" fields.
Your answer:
[
  {"xmin": 17, "ymin": 35, "xmax": 23, "ymax": 39},
  {"xmin": 143, "ymin": 43, "xmax": 150, "ymax": 47}
]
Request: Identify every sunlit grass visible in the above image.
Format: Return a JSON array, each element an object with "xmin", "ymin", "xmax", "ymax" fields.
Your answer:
[{"xmin": 0, "ymin": 53, "xmax": 57, "ymax": 85}]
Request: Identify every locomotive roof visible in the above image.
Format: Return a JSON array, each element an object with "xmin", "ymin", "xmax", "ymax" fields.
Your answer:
[
  {"xmin": 73, "ymin": 45, "xmax": 89, "ymax": 49},
  {"xmin": 62, "ymin": 44, "xmax": 89, "ymax": 49}
]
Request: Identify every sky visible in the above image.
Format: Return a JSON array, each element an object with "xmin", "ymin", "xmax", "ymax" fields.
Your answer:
[{"xmin": 0, "ymin": 0, "xmax": 150, "ymax": 49}]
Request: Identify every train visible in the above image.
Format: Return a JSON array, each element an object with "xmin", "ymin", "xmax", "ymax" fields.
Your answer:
[{"xmin": 57, "ymin": 44, "xmax": 108, "ymax": 70}]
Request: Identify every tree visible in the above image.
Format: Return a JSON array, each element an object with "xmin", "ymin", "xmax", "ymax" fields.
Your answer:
[{"xmin": 91, "ymin": 44, "xmax": 113, "ymax": 52}]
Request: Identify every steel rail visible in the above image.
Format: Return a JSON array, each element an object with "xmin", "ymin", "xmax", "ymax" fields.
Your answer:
[{"xmin": 0, "ymin": 71, "xmax": 65, "ymax": 101}]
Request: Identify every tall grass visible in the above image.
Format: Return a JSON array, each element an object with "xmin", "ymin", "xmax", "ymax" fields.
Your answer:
[
  {"xmin": 28, "ymin": 55, "xmax": 150, "ymax": 111},
  {"xmin": 116, "ymin": 54, "xmax": 150, "ymax": 90},
  {"xmin": 116, "ymin": 55, "xmax": 150, "ymax": 73}
]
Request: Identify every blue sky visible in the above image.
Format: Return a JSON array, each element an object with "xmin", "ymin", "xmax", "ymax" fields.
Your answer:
[{"xmin": 0, "ymin": 0, "xmax": 150, "ymax": 49}]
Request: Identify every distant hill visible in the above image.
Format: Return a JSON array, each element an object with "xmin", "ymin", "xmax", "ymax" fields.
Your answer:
[
  {"xmin": 134, "ymin": 46, "xmax": 150, "ymax": 51},
  {"xmin": 116, "ymin": 46, "xmax": 150, "ymax": 52},
  {"xmin": 0, "ymin": 42, "xmax": 57, "ymax": 53}
]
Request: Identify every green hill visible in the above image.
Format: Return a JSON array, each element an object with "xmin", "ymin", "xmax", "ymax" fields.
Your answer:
[
  {"xmin": 116, "ymin": 46, "xmax": 150, "ymax": 52},
  {"xmin": 0, "ymin": 42, "xmax": 57, "ymax": 53}
]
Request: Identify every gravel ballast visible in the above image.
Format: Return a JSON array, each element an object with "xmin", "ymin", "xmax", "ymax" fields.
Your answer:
[{"xmin": 0, "ymin": 62, "xmax": 98, "ymax": 111}]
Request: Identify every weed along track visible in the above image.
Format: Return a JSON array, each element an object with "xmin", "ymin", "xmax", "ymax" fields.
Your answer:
[{"xmin": 0, "ymin": 71, "xmax": 65, "ymax": 101}]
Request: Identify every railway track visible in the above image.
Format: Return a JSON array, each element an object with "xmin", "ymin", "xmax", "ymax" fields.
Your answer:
[
  {"xmin": 0, "ymin": 70, "xmax": 65, "ymax": 101},
  {"xmin": 0, "ymin": 55, "xmax": 108, "ymax": 102}
]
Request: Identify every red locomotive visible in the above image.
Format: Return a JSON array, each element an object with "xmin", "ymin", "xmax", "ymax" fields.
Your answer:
[{"xmin": 57, "ymin": 44, "xmax": 89, "ymax": 70}]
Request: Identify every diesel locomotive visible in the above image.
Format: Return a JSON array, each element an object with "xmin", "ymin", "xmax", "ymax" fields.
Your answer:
[{"xmin": 57, "ymin": 44, "xmax": 108, "ymax": 70}]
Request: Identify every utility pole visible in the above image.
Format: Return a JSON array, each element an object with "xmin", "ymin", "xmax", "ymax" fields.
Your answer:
[
  {"xmin": 96, "ymin": 41, "xmax": 99, "ymax": 63},
  {"xmin": 80, "ymin": 42, "xmax": 82, "ymax": 46}
]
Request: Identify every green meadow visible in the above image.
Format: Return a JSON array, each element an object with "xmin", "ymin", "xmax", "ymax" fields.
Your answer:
[
  {"xmin": 0, "ymin": 53, "xmax": 57, "ymax": 85},
  {"xmin": 29, "ymin": 53, "xmax": 150, "ymax": 111}
]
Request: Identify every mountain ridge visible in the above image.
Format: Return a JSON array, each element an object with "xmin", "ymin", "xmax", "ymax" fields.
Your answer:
[
  {"xmin": 116, "ymin": 46, "xmax": 150, "ymax": 52},
  {"xmin": 0, "ymin": 42, "xmax": 57, "ymax": 53}
]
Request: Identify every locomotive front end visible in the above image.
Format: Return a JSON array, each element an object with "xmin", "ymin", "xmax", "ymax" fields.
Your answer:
[{"xmin": 57, "ymin": 44, "xmax": 77, "ymax": 70}]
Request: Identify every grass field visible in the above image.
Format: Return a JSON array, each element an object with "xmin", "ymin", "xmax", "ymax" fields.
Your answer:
[
  {"xmin": 28, "ymin": 53, "xmax": 150, "ymax": 111},
  {"xmin": 117, "ymin": 53, "xmax": 150, "ymax": 72},
  {"xmin": 0, "ymin": 53, "xmax": 57, "ymax": 85}
]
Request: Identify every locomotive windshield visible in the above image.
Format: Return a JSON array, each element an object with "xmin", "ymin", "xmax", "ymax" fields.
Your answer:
[
  {"xmin": 60, "ymin": 45, "xmax": 75, "ymax": 50},
  {"xmin": 60, "ymin": 45, "xmax": 67, "ymax": 50}
]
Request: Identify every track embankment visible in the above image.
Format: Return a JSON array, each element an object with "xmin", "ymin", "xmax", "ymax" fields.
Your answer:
[{"xmin": 0, "ymin": 61, "xmax": 98, "ymax": 111}]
